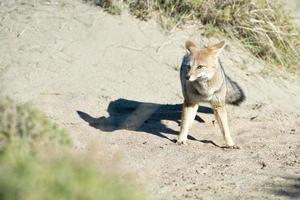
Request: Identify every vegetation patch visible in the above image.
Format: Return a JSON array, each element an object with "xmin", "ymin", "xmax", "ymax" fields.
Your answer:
[
  {"xmin": 88, "ymin": 0, "xmax": 122, "ymax": 15},
  {"xmin": 0, "ymin": 145, "xmax": 144, "ymax": 200},
  {"xmin": 92, "ymin": 0, "xmax": 300, "ymax": 70},
  {"xmin": 0, "ymin": 97, "xmax": 145, "ymax": 200},
  {"xmin": 0, "ymin": 97, "xmax": 70, "ymax": 150}
]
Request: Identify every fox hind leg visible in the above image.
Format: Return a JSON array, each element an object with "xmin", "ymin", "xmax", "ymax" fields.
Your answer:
[{"xmin": 177, "ymin": 101, "xmax": 198, "ymax": 145}]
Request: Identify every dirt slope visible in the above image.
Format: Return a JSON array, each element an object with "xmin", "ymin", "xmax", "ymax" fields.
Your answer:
[{"xmin": 1, "ymin": 0, "xmax": 300, "ymax": 199}]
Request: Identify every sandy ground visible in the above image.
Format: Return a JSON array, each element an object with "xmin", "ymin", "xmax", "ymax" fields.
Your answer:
[{"xmin": 1, "ymin": 0, "xmax": 300, "ymax": 199}]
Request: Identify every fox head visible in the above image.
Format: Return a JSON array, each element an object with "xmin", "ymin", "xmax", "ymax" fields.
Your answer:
[{"xmin": 185, "ymin": 40, "xmax": 226, "ymax": 82}]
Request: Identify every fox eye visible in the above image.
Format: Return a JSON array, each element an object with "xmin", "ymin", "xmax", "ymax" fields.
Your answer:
[
  {"xmin": 187, "ymin": 65, "xmax": 191, "ymax": 69},
  {"xmin": 197, "ymin": 65, "xmax": 205, "ymax": 69}
]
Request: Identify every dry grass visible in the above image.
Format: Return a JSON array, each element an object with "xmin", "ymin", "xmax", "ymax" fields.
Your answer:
[{"xmin": 127, "ymin": 0, "xmax": 300, "ymax": 71}]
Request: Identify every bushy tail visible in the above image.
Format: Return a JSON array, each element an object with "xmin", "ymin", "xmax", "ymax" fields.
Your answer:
[
  {"xmin": 218, "ymin": 59, "xmax": 245, "ymax": 106},
  {"xmin": 225, "ymin": 75, "xmax": 246, "ymax": 106}
]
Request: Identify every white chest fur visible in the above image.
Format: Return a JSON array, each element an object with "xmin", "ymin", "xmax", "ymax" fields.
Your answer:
[{"xmin": 191, "ymin": 74, "xmax": 224, "ymax": 102}]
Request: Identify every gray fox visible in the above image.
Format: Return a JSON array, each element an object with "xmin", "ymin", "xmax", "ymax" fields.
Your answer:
[{"xmin": 177, "ymin": 40, "xmax": 245, "ymax": 148}]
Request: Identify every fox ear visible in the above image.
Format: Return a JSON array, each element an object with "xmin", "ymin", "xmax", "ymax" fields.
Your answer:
[
  {"xmin": 185, "ymin": 40, "xmax": 198, "ymax": 55},
  {"xmin": 209, "ymin": 41, "xmax": 226, "ymax": 55}
]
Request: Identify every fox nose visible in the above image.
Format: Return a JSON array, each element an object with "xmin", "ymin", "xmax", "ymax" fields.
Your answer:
[{"xmin": 185, "ymin": 75, "xmax": 190, "ymax": 80}]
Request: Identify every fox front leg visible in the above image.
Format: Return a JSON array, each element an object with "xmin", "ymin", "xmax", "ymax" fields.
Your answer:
[
  {"xmin": 213, "ymin": 105, "xmax": 240, "ymax": 149},
  {"xmin": 177, "ymin": 101, "xmax": 198, "ymax": 145}
]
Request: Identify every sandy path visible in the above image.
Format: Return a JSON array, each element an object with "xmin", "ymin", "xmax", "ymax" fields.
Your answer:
[{"xmin": 1, "ymin": 0, "xmax": 300, "ymax": 199}]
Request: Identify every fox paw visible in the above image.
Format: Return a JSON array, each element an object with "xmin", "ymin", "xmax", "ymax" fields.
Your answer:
[
  {"xmin": 222, "ymin": 145, "xmax": 240, "ymax": 149},
  {"xmin": 176, "ymin": 139, "xmax": 187, "ymax": 145}
]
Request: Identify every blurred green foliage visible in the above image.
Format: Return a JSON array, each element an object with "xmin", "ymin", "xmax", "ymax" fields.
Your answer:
[
  {"xmin": 0, "ymin": 97, "xmax": 145, "ymax": 200},
  {"xmin": 0, "ymin": 97, "xmax": 70, "ymax": 149}
]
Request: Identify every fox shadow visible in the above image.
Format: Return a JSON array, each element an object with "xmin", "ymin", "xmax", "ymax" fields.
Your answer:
[
  {"xmin": 269, "ymin": 176, "xmax": 300, "ymax": 199},
  {"xmin": 77, "ymin": 98, "xmax": 217, "ymax": 145}
]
